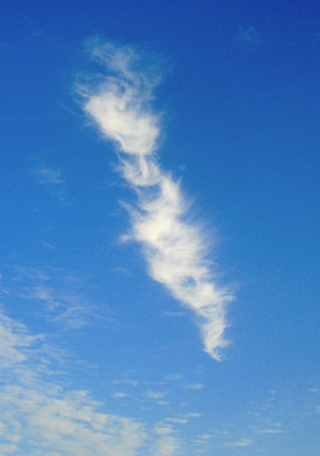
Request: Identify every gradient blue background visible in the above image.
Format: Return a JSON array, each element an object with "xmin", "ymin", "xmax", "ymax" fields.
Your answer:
[{"xmin": 1, "ymin": 0, "xmax": 320, "ymax": 454}]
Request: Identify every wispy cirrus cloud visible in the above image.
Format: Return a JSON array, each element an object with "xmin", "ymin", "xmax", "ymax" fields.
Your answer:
[
  {"xmin": 145, "ymin": 391, "xmax": 167, "ymax": 400},
  {"xmin": 183, "ymin": 383, "xmax": 204, "ymax": 390},
  {"xmin": 77, "ymin": 40, "xmax": 232, "ymax": 360},
  {"xmin": 32, "ymin": 159, "xmax": 68, "ymax": 202},
  {"xmin": 35, "ymin": 164, "xmax": 64, "ymax": 185},
  {"xmin": 7, "ymin": 266, "xmax": 98, "ymax": 330},
  {"xmin": 254, "ymin": 428, "xmax": 283, "ymax": 434},
  {"xmin": 226, "ymin": 437, "xmax": 253, "ymax": 447},
  {"xmin": 112, "ymin": 392, "xmax": 129, "ymax": 398}
]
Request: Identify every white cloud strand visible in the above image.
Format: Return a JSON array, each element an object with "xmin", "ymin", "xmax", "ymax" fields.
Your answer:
[{"xmin": 79, "ymin": 41, "xmax": 232, "ymax": 359}]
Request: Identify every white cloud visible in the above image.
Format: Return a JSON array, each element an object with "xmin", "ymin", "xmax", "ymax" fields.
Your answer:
[
  {"xmin": 184, "ymin": 413, "xmax": 201, "ymax": 418},
  {"xmin": 78, "ymin": 40, "xmax": 232, "ymax": 360},
  {"xmin": 0, "ymin": 444, "xmax": 18, "ymax": 455},
  {"xmin": 9, "ymin": 266, "xmax": 97, "ymax": 330},
  {"xmin": 164, "ymin": 374, "xmax": 184, "ymax": 381},
  {"xmin": 145, "ymin": 391, "xmax": 167, "ymax": 400},
  {"xmin": 112, "ymin": 392, "xmax": 128, "ymax": 398},
  {"xmin": 153, "ymin": 425, "xmax": 175, "ymax": 435},
  {"xmin": 151, "ymin": 435, "xmax": 182, "ymax": 456},
  {"xmin": 0, "ymin": 386, "xmax": 146, "ymax": 455},
  {"xmin": 113, "ymin": 378, "xmax": 138, "ymax": 387},
  {"xmin": 35, "ymin": 165, "xmax": 64, "ymax": 185},
  {"xmin": 183, "ymin": 384, "xmax": 204, "ymax": 390},
  {"xmin": 254, "ymin": 429, "xmax": 283, "ymax": 434},
  {"xmin": 0, "ymin": 307, "xmax": 191, "ymax": 455},
  {"xmin": 0, "ymin": 311, "xmax": 40, "ymax": 370},
  {"xmin": 165, "ymin": 418, "xmax": 188, "ymax": 425},
  {"xmin": 197, "ymin": 434, "xmax": 212, "ymax": 440},
  {"xmin": 226, "ymin": 437, "xmax": 253, "ymax": 447}
]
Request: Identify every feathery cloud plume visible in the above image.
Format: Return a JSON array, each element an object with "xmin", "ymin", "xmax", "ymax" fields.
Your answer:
[{"xmin": 77, "ymin": 40, "xmax": 232, "ymax": 359}]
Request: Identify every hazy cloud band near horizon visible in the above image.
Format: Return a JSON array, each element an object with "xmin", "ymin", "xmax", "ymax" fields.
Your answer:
[{"xmin": 78, "ymin": 40, "xmax": 232, "ymax": 359}]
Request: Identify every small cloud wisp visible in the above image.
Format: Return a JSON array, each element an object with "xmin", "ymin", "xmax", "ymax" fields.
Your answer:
[{"xmin": 78, "ymin": 41, "xmax": 232, "ymax": 359}]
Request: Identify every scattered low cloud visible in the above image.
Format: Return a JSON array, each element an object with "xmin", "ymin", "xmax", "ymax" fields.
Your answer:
[
  {"xmin": 77, "ymin": 39, "xmax": 232, "ymax": 360},
  {"xmin": 165, "ymin": 418, "xmax": 188, "ymax": 425},
  {"xmin": 6, "ymin": 266, "xmax": 98, "ymax": 330},
  {"xmin": 145, "ymin": 391, "xmax": 167, "ymax": 400},
  {"xmin": 35, "ymin": 165, "xmax": 64, "ymax": 185},
  {"xmin": 114, "ymin": 266, "xmax": 133, "ymax": 276},
  {"xmin": 0, "ymin": 309, "xmax": 144, "ymax": 455},
  {"xmin": 32, "ymin": 159, "xmax": 69, "ymax": 202},
  {"xmin": 254, "ymin": 429, "xmax": 283, "ymax": 434},
  {"xmin": 164, "ymin": 373, "xmax": 184, "ymax": 381},
  {"xmin": 113, "ymin": 378, "xmax": 138, "ymax": 387},
  {"xmin": 153, "ymin": 424, "xmax": 175, "ymax": 435},
  {"xmin": 309, "ymin": 388, "xmax": 319, "ymax": 393},
  {"xmin": 42, "ymin": 240, "xmax": 58, "ymax": 250},
  {"xmin": 184, "ymin": 413, "xmax": 201, "ymax": 418},
  {"xmin": 197, "ymin": 434, "xmax": 212, "ymax": 440},
  {"xmin": 0, "ymin": 307, "xmax": 191, "ymax": 455},
  {"xmin": 183, "ymin": 383, "xmax": 204, "ymax": 390},
  {"xmin": 226, "ymin": 437, "xmax": 253, "ymax": 447},
  {"xmin": 112, "ymin": 392, "xmax": 129, "ymax": 398},
  {"xmin": 0, "ymin": 386, "xmax": 146, "ymax": 456},
  {"xmin": 151, "ymin": 434, "xmax": 182, "ymax": 456}
]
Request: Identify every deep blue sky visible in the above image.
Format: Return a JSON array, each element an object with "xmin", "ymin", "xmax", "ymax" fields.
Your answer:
[{"xmin": 1, "ymin": 1, "xmax": 320, "ymax": 455}]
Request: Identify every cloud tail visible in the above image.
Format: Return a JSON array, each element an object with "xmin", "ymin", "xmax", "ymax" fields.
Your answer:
[{"xmin": 78, "ymin": 40, "xmax": 232, "ymax": 359}]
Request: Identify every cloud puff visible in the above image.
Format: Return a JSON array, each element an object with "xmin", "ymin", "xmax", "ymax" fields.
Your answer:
[
  {"xmin": 226, "ymin": 437, "xmax": 253, "ymax": 447},
  {"xmin": 35, "ymin": 165, "xmax": 64, "ymax": 185},
  {"xmin": 78, "ymin": 40, "xmax": 232, "ymax": 359},
  {"xmin": 254, "ymin": 429, "xmax": 283, "ymax": 434},
  {"xmin": 183, "ymin": 383, "xmax": 204, "ymax": 390},
  {"xmin": 145, "ymin": 391, "xmax": 167, "ymax": 400},
  {"xmin": 151, "ymin": 434, "xmax": 181, "ymax": 456}
]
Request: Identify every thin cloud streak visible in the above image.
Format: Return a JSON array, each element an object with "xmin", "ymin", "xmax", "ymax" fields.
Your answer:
[
  {"xmin": 35, "ymin": 165, "xmax": 64, "ymax": 185},
  {"xmin": 78, "ymin": 40, "xmax": 232, "ymax": 359},
  {"xmin": 10, "ymin": 266, "xmax": 98, "ymax": 330}
]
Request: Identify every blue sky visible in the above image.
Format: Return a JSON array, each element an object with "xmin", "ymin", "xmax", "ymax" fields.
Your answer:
[{"xmin": 1, "ymin": 0, "xmax": 320, "ymax": 454}]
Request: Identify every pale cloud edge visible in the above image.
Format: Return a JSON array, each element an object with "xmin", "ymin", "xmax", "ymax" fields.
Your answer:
[{"xmin": 77, "ymin": 40, "xmax": 233, "ymax": 359}]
